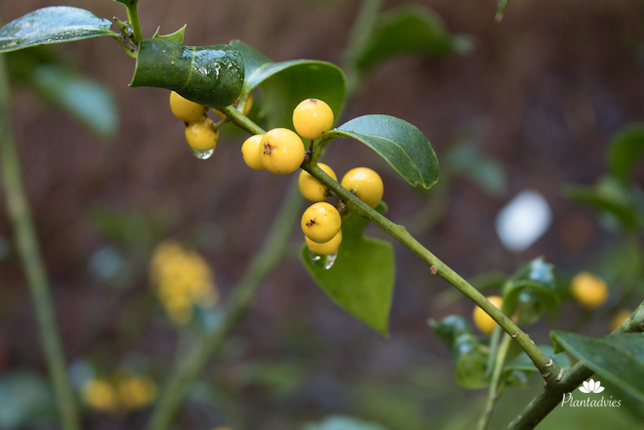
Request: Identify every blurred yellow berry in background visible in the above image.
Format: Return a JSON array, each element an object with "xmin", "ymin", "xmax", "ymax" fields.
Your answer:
[
  {"xmin": 115, "ymin": 373, "xmax": 158, "ymax": 410},
  {"xmin": 570, "ymin": 272, "xmax": 608, "ymax": 309},
  {"xmin": 149, "ymin": 240, "xmax": 219, "ymax": 325},
  {"xmin": 81, "ymin": 378, "xmax": 119, "ymax": 414},
  {"xmin": 611, "ymin": 308, "xmax": 632, "ymax": 331},
  {"xmin": 472, "ymin": 295, "xmax": 503, "ymax": 334}
]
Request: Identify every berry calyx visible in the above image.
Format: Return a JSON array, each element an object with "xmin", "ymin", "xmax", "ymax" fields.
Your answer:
[
  {"xmin": 241, "ymin": 135, "xmax": 264, "ymax": 170},
  {"xmin": 292, "ymin": 98, "xmax": 334, "ymax": 140},
  {"xmin": 570, "ymin": 272, "xmax": 608, "ymax": 309},
  {"xmin": 185, "ymin": 117, "xmax": 218, "ymax": 151},
  {"xmin": 305, "ymin": 229, "xmax": 342, "ymax": 255},
  {"xmin": 258, "ymin": 128, "xmax": 305, "ymax": 174},
  {"xmin": 301, "ymin": 202, "xmax": 342, "ymax": 243},
  {"xmin": 170, "ymin": 91, "xmax": 208, "ymax": 122},
  {"xmin": 473, "ymin": 295, "xmax": 503, "ymax": 334},
  {"xmin": 299, "ymin": 163, "xmax": 337, "ymax": 201},
  {"xmin": 341, "ymin": 167, "xmax": 384, "ymax": 208}
]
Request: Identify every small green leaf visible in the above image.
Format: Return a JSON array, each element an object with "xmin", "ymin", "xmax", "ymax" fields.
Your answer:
[
  {"xmin": 327, "ymin": 115, "xmax": 439, "ymax": 189},
  {"xmin": 428, "ymin": 315, "xmax": 473, "ymax": 350},
  {"xmin": 112, "ymin": 0, "xmax": 139, "ymax": 6},
  {"xmin": 31, "ymin": 64, "xmax": 118, "ymax": 137},
  {"xmin": 230, "ymin": 40, "xmax": 346, "ymax": 130},
  {"xmin": 0, "ymin": 372, "xmax": 56, "ymax": 429},
  {"xmin": 565, "ymin": 176, "xmax": 644, "ymax": 231},
  {"xmin": 152, "ymin": 25, "xmax": 186, "ymax": 45},
  {"xmin": 304, "ymin": 415, "xmax": 391, "ymax": 430},
  {"xmin": 350, "ymin": 4, "xmax": 471, "ymax": 73},
  {"xmin": 502, "ymin": 258, "xmax": 559, "ymax": 326},
  {"xmin": 0, "ymin": 7, "xmax": 116, "ymax": 53},
  {"xmin": 551, "ymin": 331, "xmax": 644, "ymax": 402},
  {"xmin": 301, "ymin": 208, "xmax": 394, "ymax": 335},
  {"xmin": 130, "ymin": 38, "xmax": 244, "ymax": 108},
  {"xmin": 609, "ymin": 123, "xmax": 644, "ymax": 183}
]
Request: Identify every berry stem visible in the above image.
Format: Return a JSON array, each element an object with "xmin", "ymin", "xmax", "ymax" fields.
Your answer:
[
  {"xmin": 0, "ymin": 30, "xmax": 80, "ymax": 430},
  {"xmin": 477, "ymin": 332, "xmax": 512, "ymax": 430}
]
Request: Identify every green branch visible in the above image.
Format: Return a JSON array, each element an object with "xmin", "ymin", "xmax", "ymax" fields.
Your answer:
[
  {"xmin": 478, "ymin": 332, "xmax": 512, "ymax": 430},
  {"xmin": 0, "ymin": 50, "xmax": 80, "ymax": 430},
  {"xmin": 126, "ymin": 2, "xmax": 143, "ymax": 44},
  {"xmin": 145, "ymin": 175, "xmax": 302, "ymax": 430},
  {"xmin": 506, "ymin": 299, "xmax": 644, "ymax": 430}
]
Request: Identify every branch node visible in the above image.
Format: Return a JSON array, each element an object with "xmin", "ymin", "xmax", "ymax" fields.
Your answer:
[
  {"xmin": 545, "ymin": 359, "xmax": 553, "ymax": 367},
  {"xmin": 511, "ymin": 331, "xmax": 518, "ymax": 338},
  {"xmin": 430, "ymin": 265, "xmax": 438, "ymax": 275},
  {"xmin": 554, "ymin": 368, "xmax": 564, "ymax": 381}
]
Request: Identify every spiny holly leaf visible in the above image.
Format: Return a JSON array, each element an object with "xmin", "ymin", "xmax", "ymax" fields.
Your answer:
[
  {"xmin": 152, "ymin": 25, "xmax": 186, "ymax": 45},
  {"xmin": 327, "ymin": 115, "xmax": 439, "ymax": 189},
  {"xmin": 301, "ymin": 206, "xmax": 394, "ymax": 335},
  {"xmin": 229, "ymin": 40, "xmax": 346, "ymax": 130},
  {"xmin": 0, "ymin": 7, "xmax": 116, "ymax": 53},
  {"xmin": 551, "ymin": 331, "xmax": 644, "ymax": 402},
  {"xmin": 609, "ymin": 123, "xmax": 644, "ymax": 183},
  {"xmin": 130, "ymin": 38, "xmax": 244, "ymax": 108}
]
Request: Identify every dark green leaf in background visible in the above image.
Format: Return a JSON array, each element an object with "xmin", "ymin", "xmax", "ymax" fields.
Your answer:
[
  {"xmin": 301, "ymin": 206, "xmax": 394, "ymax": 335},
  {"xmin": 130, "ymin": 38, "xmax": 244, "ymax": 108},
  {"xmin": 551, "ymin": 331, "xmax": 644, "ymax": 402},
  {"xmin": 350, "ymin": 4, "xmax": 472, "ymax": 73},
  {"xmin": 0, "ymin": 372, "xmax": 56, "ymax": 430},
  {"xmin": 31, "ymin": 64, "xmax": 118, "ymax": 137},
  {"xmin": 0, "ymin": 7, "xmax": 116, "ymax": 53},
  {"xmin": 230, "ymin": 40, "xmax": 346, "ymax": 130},
  {"xmin": 304, "ymin": 415, "xmax": 391, "ymax": 430},
  {"xmin": 327, "ymin": 115, "xmax": 439, "ymax": 189},
  {"xmin": 609, "ymin": 123, "xmax": 644, "ymax": 183},
  {"xmin": 445, "ymin": 142, "xmax": 507, "ymax": 197}
]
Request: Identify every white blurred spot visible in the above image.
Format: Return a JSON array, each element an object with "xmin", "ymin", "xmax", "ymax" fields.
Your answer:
[{"xmin": 495, "ymin": 190, "xmax": 552, "ymax": 253}]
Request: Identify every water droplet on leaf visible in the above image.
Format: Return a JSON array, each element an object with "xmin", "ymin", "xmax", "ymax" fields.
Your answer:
[
  {"xmin": 191, "ymin": 147, "xmax": 214, "ymax": 160},
  {"xmin": 308, "ymin": 250, "xmax": 337, "ymax": 270}
]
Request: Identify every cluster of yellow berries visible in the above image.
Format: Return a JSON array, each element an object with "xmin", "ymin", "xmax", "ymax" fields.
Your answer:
[
  {"xmin": 169, "ymin": 91, "xmax": 252, "ymax": 156},
  {"xmin": 81, "ymin": 371, "xmax": 157, "ymax": 415},
  {"xmin": 149, "ymin": 240, "xmax": 219, "ymax": 325},
  {"xmin": 240, "ymin": 98, "xmax": 384, "ymax": 257}
]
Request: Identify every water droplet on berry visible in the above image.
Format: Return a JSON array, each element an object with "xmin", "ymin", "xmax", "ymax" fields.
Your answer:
[
  {"xmin": 190, "ymin": 147, "xmax": 214, "ymax": 160},
  {"xmin": 308, "ymin": 250, "xmax": 337, "ymax": 270}
]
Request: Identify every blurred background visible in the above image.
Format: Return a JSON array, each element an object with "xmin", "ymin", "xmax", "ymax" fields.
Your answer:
[{"xmin": 1, "ymin": 0, "xmax": 644, "ymax": 429}]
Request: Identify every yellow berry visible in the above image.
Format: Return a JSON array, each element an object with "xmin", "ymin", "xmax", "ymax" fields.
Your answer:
[
  {"xmin": 611, "ymin": 309, "xmax": 632, "ymax": 331},
  {"xmin": 117, "ymin": 376, "xmax": 157, "ymax": 410},
  {"xmin": 299, "ymin": 163, "xmax": 337, "ymax": 201},
  {"xmin": 82, "ymin": 379, "xmax": 118, "ymax": 413},
  {"xmin": 570, "ymin": 272, "xmax": 608, "ymax": 309},
  {"xmin": 241, "ymin": 135, "xmax": 264, "ymax": 170},
  {"xmin": 170, "ymin": 91, "xmax": 208, "ymax": 122},
  {"xmin": 301, "ymin": 202, "xmax": 342, "ymax": 243},
  {"xmin": 292, "ymin": 98, "xmax": 334, "ymax": 140},
  {"xmin": 341, "ymin": 167, "xmax": 384, "ymax": 208},
  {"xmin": 185, "ymin": 117, "xmax": 218, "ymax": 151},
  {"xmin": 258, "ymin": 128, "xmax": 305, "ymax": 174},
  {"xmin": 306, "ymin": 229, "xmax": 342, "ymax": 255},
  {"xmin": 473, "ymin": 295, "xmax": 503, "ymax": 334}
]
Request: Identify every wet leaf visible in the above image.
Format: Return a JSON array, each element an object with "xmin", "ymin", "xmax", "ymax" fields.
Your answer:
[
  {"xmin": 0, "ymin": 7, "xmax": 115, "ymax": 53},
  {"xmin": 551, "ymin": 331, "xmax": 644, "ymax": 402},
  {"xmin": 302, "ymin": 204, "xmax": 394, "ymax": 335},
  {"xmin": 130, "ymin": 38, "xmax": 244, "ymax": 108},
  {"xmin": 327, "ymin": 115, "xmax": 439, "ymax": 189}
]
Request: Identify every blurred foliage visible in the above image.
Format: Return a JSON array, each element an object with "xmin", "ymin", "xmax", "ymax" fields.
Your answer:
[{"xmin": 0, "ymin": 372, "xmax": 56, "ymax": 430}]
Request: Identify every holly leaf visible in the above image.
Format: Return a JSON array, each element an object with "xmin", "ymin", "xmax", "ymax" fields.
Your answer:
[
  {"xmin": 230, "ymin": 40, "xmax": 346, "ymax": 131},
  {"xmin": 551, "ymin": 331, "xmax": 644, "ymax": 402},
  {"xmin": 301, "ymin": 206, "xmax": 394, "ymax": 335},
  {"xmin": 152, "ymin": 25, "xmax": 186, "ymax": 45},
  {"xmin": 326, "ymin": 115, "xmax": 439, "ymax": 189},
  {"xmin": 0, "ymin": 7, "xmax": 116, "ymax": 53}
]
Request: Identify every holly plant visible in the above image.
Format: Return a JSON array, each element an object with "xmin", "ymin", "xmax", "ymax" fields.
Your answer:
[{"xmin": 1, "ymin": 2, "xmax": 643, "ymax": 430}]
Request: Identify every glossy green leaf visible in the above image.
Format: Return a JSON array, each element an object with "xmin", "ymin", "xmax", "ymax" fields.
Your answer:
[
  {"xmin": 301, "ymin": 206, "xmax": 394, "ymax": 335},
  {"xmin": 0, "ymin": 7, "xmax": 116, "ymax": 53},
  {"xmin": 304, "ymin": 415, "xmax": 391, "ymax": 430},
  {"xmin": 130, "ymin": 38, "xmax": 244, "ymax": 108},
  {"xmin": 551, "ymin": 331, "xmax": 644, "ymax": 402},
  {"xmin": 152, "ymin": 25, "xmax": 186, "ymax": 45},
  {"xmin": 565, "ymin": 176, "xmax": 644, "ymax": 231},
  {"xmin": 31, "ymin": 64, "xmax": 118, "ymax": 137},
  {"xmin": 0, "ymin": 372, "xmax": 55, "ymax": 429},
  {"xmin": 609, "ymin": 123, "xmax": 644, "ymax": 182},
  {"xmin": 230, "ymin": 40, "xmax": 346, "ymax": 130},
  {"xmin": 502, "ymin": 258, "xmax": 559, "ymax": 326},
  {"xmin": 327, "ymin": 115, "xmax": 439, "ymax": 189},
  {"xmin": 350, "ymin": 4, "xmax": 472, "ymax": 72}
]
